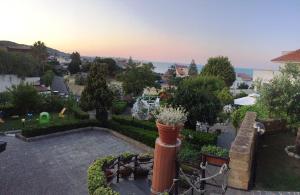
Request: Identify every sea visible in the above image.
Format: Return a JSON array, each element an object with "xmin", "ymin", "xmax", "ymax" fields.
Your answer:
[{"xmin": 152, "ymin": 61, "xmax": 253, "ymax": 77}]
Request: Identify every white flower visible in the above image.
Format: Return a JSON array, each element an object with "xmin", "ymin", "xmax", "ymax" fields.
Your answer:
[{"xmin": 154, "ymin": 106, "xmax": 187, "ymax": 126}]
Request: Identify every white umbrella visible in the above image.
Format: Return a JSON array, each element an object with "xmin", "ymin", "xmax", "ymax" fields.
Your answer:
[{"xmin": 234, "ymin": 96, "xmax": 257, "ymax": 106}]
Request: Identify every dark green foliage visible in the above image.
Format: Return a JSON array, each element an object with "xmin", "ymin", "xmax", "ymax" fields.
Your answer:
[
  {"xmin": 107, "ymin": 120, "xmax": 157, "ymax": 147},
  {"xmin": 68, "ymin": 52, "xmax": 81, "ymax": 74},
  {"xmin": 231, "ymin": 104, "xmax": 269, "ymax": 128},
  {"xmin": 201, "ymin": 145, "xmax": 229, "ymax": 158},
  {"xmin": 178, "ymin": 143, "xmax": 201, "ymax": 162},
  {"xmin": 201, "ymin": 56, "xmax": 236, "ymax": 87},
  {"xmin": 217, "ymin": 88, "xmax": 233, "ymax": 105},
  {"xmin": 39, "ymin": 95, "xmax": 64, "ymax": 112},
  {"xmin": 80, "ymin": 63, "xmax": 113, "ymax": 122},
  {"xmin": 181, "ymin": 129, "xmax": 218, "ymax": 149},
  {"xmin": 117, "ymin": 63, "xmax": 158, "ymax": 96},
  {"xmin": 21, "ymin": 119, "xmax": 99, "ymax": 137},
  {"xmin": 74, "ymin": 74, "xmax": 87, "ymax": 85},
  {"xmin": 173, "ymin": 76, "xmax": 224, "ymax": 127},
  {"xmin": 32, "ymin": 41, "xmax": 47, "ymax": 62},
  {"xmin": 111, "ymin": 100, "xmax": 127, "ymax": 114},
  {"xmin": 0, "ymin": 103, "xmax": 14, "ymax": 118},
  {"xmin": 111, "ymin": 115, "xmax": 157, "ymax": 130},
  {"xmin": 0, "ymin": 49, "xmax": 40, "ymax": 77},
  {"xmin": 234, "ymin": 91, "xmax": 248, "ymax": 99},
  {"xmin": 238, "ymin": 82, "xmax": 249, "ymax": 89},
  {"xmin": 0, "ymin": 91, "xmax": 12, "ymax": 105},
  {"xmin": 8, "ymin": 83, "xmax": 41, "ymax": 115},
  {"xmin": 188, "ymin": 59, "xmax": 198, "ymax": 76},
  {"xmin": 71, "ymin": 106, "xmax": 89, "ymax": 119},
  {"xmin": 41, "ymin": 70, "xmax": 55, "ymax": 86},
  {"xmin": 93, "ymin": 187, "xmax": 119, "ymax": 195},
  {"xmin": 93, "ymin": 57, "xmax": 121, "ymax": 77}
]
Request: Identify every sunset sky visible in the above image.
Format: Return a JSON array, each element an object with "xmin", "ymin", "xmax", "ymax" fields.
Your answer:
[{"xmin": 1, "ymin": 0, "xmax": 300, "ymax": 69}]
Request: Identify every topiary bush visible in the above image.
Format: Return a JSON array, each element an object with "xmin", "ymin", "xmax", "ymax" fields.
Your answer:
[
  {"xmin": 181, "ymin": 129, "xmax": 218, "ymax": 149},
  {"xmin": 111, "ymin": 115, "xmax": 156, "ymax": 131},
  {"xmin": 72, "ymin": 106, "xmax": 90, "ymax": 119},
  {"xmin": 111, "ymin": 100, "xmax": 127, "ymax": 114}
]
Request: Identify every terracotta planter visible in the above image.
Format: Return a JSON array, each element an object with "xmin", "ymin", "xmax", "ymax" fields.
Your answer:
[
  {"xmin": 105, "ymin": 169, "xmax": 114, "ymax": 183},
  {"xmin": 134, "ymin": 167, "xmax": 149, "ymax": 178},
  {"xmin": 202, "ymin": 153, "xmax": 229, "ymax": 167},
  {"xmin": 156, "ymin": 121, "xmax": 183, "ymax": 145}
]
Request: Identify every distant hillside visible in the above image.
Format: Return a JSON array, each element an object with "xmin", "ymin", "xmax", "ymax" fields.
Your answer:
[{"xmin": 0, "ymin": 40, "xmax": 70, "ymax": 57}]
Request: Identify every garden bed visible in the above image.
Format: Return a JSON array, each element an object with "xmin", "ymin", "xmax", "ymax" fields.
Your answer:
[{"xmin": 255, "ymin": 132, "xmax": 300, "ymax": 191}]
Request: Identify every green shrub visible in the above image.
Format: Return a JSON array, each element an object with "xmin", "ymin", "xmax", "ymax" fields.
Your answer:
[
  {"xmin": 181, "ymin": 129, "xmax": 218, "ymax": 149},
  {"xmin": 201, "ymin": 145, "xmax": 229, "ymax": 158},
  {"xmin": 178, "ymin": 143, "xmax": 201, "ymax": 162},
  {"xmin": 88, "ymin": 159, "xmax": 107, "ymax": 195},
  {"xmin": 0, "ymin": 103, "xmax": 15, "ymax": 118},
  {"xmin": 93, "ymin": 187, "xmax": 119, "ymax": 195},
  {"xmin": 111, "ymin": 115, "xmax": 156, "ymax": 131},
  {"xmin": 231, "ymin": 104, "xmax": 268, "ymax": 128},
  {"xmin": 108, "ymin": 120, "xmax": 157, "ymax": 147},
  {"xmin": 72, "ymin": 106, "xmax": 90, "ymax": 119},
  {"xmin": 111, "ymin": 100, "xmax": 127, "ymax": 114},
  {"xmin": 21, "ymin": 119, "xmax": 99, "ymax": 137}
]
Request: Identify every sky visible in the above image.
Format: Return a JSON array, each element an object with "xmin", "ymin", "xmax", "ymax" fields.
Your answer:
[{"xmin": 1, "ymin": 0, "xmax": 300, "ymax": 69}]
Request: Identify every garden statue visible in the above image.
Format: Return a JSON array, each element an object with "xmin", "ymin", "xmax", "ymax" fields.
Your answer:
[{"xmin": 39, "ymin": 112, "xmax": 50, "ymax": 125}]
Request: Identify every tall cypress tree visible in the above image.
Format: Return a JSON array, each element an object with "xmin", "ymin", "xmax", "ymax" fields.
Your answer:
[{"xmin": 188, "ymin": 59, "xmax": 198, "ymax": 76}]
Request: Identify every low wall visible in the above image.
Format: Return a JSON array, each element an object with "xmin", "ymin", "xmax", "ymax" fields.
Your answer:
[{"xmin": 228, "ymin": 111, "xmax": 257, "ymax": 190}]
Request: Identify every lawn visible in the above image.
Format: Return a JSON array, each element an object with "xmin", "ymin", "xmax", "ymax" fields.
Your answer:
[
  {"xmin": 0, "ymin": 113, "xmax": 79, "ymax": 132},
  {"xmin": 255, "ymin": 132, "xmax": 300, "ymax": 191}
]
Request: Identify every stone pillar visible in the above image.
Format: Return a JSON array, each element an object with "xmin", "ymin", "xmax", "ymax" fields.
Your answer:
[{"xmin": 151, "ymin": 138, "xmax": 181, "ymax": 194}]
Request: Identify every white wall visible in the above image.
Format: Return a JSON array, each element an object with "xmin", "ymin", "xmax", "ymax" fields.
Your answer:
[{"xmin": 253, "ymin": 69, "xmax": 280, "ymax": 84}]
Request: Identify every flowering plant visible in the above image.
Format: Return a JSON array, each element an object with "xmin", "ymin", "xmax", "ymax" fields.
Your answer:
[{"xmin": 153, "ymin": 106, "xmax": 187, "ymax": 126}]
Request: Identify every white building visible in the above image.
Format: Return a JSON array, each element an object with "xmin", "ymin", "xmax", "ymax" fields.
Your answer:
[{"xmin": 252, "ymin": 69, "xmax": 280, "ymax": 84}]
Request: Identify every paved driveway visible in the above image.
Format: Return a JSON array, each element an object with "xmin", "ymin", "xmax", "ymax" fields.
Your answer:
[{"xmin": 0, "ymin": 130, "xmax": 143, "ymax": 195}]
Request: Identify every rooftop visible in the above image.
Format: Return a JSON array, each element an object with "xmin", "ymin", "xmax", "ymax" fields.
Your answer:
[{"xmin": 271, "ymin": 49, "xmax": 300, "ymax": 63}]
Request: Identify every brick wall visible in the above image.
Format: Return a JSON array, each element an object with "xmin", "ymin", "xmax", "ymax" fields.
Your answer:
[{"xmin": 228, "ymin": 112, "xmax": 257, "ymax": 190}]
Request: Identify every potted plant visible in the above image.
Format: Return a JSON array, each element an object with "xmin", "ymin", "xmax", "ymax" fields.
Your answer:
[
  {"xmin": 138, "ymin": 152, "xmax": 153, "ymax": 162},
  {"xmin": 154, "ymin": 106, "xmax": 187, "ymax": 145},
  {"xmin": 134, "ymin": 167, "xmax": 150, "ymax": 178},
  {"xmin": 119, "ymin": 165, "xmax": 133, "ymax": 178},
  {"xmin": 200, "ymin": 145, "xmax": 229, "ymax": 166},
  {"xmin": 120, "ymin": 152, "xmax": 135, "ymax": 164}
]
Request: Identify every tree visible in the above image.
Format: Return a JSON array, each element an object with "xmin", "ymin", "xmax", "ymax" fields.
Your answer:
[
  {"xmin": 41, "ymin": 70, "xmax": 55, "ymax": 87},
  {"xmin": 188, "ymin": 59, "xmax": 198, "ymax": 76},
  {"xmin": 173, "ymin": 76, "xmax": 225, "ymax": 128},
  {"xmin": 118, "ymin": 64, "xmax": 158, "ymax": 96},
  {"xmin": 80, "ymin": 63, "xmax": 113, "ymax": 123},
  {"xmin": 68, "ymin": 52, "xmax": 81, "ymax": 74},
  {"xmin": 32, "ymin": 41, "xmax": 48, "ymax": 73},
  {"xmin": 93, "ymin": 57, "xmax": 121, "ymax": 77},
  {"xmin": 8, "ymin": 83, "xmax": 41, "ymax": 115},
  {"xmin": 127, "ymin": 56, "xmax": 136, "ymax": 69},
  {"xmin": 217, "ymin": 88, "xmax": 233, "ymax": 105},
  {"xmin": 201, "ymin": 56, "xmax": 236, "ymax": 87},
  {"xmin": 237, "ymin": 82, "xmax": 249, "ymax": 89}
]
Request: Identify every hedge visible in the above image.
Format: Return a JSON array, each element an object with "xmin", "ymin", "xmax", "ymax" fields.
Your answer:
[
  {"xmin": 181, "ymin": 129, "xmax": 218, "ymax": 149},
  {"xmin": 0, "ymin": 103, "xmax": 15, "ymax": 118},
  {"xmin": 111, "ymin": 101, "xmax": 127, "ymax": 115},
  {"xmin": 71, "ymin": 106, "xmax": 90, "ymax": 120},
  {"xmin": 21, "ymin": 120, "xmax": 99, "ymax": 138},
  {"xmin": 87, "ymin": 156, "xmax": 119, "ymax": 195},
  {"xmin": 111, "ymin": 115, "xmax": 156, "ymax": 131},
  {"xmin": 107, "ymin": 120, "xmax": 157, "ymax": 147}
]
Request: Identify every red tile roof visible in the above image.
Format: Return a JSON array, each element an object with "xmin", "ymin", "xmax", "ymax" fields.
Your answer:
[
  {"xmin": 271, "ymin": 49, "xmax": 300, "ymax": 63},
  {"xmin": 237, "ymin": 73, "xmax": 252, "ymax": 81}
]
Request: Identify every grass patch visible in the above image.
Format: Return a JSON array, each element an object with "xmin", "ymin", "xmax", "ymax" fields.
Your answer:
[{"xmin": 255, "ymin": 132, "xmax": 300, "ymax": 191}]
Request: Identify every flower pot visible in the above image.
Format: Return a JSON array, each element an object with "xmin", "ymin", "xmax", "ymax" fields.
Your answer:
[
  {"xmin": 134, "ymin": 167, "xmax": 149, "ymax": 178},
  {"xmin": 156, "ymin": 122, "xmax": 183, "ymax": 145},
  {"xmin": 202, "ymin": 153, "xmax": 229, "ymax": 167},
  {"xmin": 105, "ymin": 169, "xmax": 114, "ymax": 183},
  {"xmin": 119, "ymin": 166, "xmax": 133, "ymax": 178}
]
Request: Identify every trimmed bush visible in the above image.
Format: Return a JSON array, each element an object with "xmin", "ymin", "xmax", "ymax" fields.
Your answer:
[
  {"xmin": 111, "ymin": 115, "xmax": 156, "ymax": 131},
  {"xmin": 111, "ymin": 101, "xmax": 127, "ymax": 114},
  {"xmin": 72, "ymin": 106, "xmax": 90, "ymax": 120},
  {"xmin": 181, "ymin": 129, "xmax": 218, "ymax": 149},
  {"xmin": 108, "ymin": 120, "xmax": 157, "ymax": 147},
  {"xmin": 178, "ymin": 143, "xmax": 201, "ymax": 162},
  {"xmin": 201, "ymin": 145, "xmax": 229, "ymax": 158},
  {"xmin": 231, "ymin": 104, "xmax": 268, "ymax": 128},
  {"xmin": 21, "ymin": 120, "xmax": 99, "ymax": 138},
  {"xmin": 87, "ymin": 156, "xmax": 119, "ymax": 195}
]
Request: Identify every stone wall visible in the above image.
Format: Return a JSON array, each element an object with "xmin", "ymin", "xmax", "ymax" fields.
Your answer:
[{"xmin": 228, "ymin": 112, "xmax": 257, "ymax": 190}]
